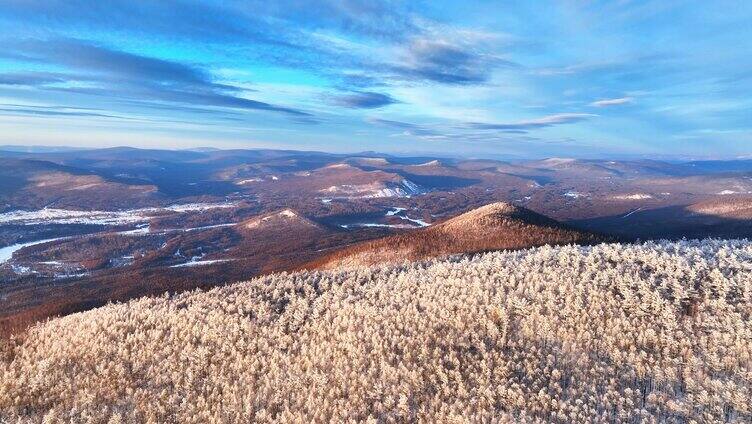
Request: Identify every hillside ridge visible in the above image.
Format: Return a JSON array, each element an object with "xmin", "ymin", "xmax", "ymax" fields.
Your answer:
[
  {"xmin": 309, "ymin": 201, "xmax": 604, "ymax": 269},
  {"xmin": 2, "ymin": 239, "xmax": 749, "ymax": 422}
]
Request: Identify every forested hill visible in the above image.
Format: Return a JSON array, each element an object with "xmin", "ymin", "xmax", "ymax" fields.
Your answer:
[{"xmin": 2, "ymin": 239, "xmax": 751, "ymax": 422}]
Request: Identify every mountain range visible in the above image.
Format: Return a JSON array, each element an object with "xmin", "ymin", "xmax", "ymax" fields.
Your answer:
[{"xmin": 3, "ymin": 147, "xmax": 752, "ymax": 335}]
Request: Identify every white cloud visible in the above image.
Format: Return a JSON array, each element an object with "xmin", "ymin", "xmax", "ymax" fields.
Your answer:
[{"xmin": 590, "ymin": 97, "xmax": 634, "ymax": 107}]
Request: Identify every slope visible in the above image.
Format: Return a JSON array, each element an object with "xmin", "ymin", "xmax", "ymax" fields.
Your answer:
[
  {"xmin": 1, "ymin": 240, "xmax": 750, "ymax": 422},
  {"xmin": 309, "ymin": 202, "xmax": 605, "ymax": 269}
]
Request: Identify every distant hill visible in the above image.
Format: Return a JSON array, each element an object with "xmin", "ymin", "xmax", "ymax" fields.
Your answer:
[
  {"xmin": 309, "ymin": 202, "xmax": 605, "ymax": 269},
  {"xmin": 687, "ymin": 196, "xmax": 752, "ymax": 219},
  {"xmin": 2, "ymin": 239, "xmax": 749, "ymax": 422},
  {"xmin": 572, "ymin": 195, "xmax": 752, "ymax": 239},
  {"xmin": 0, "ymin": 158, "xmax": 161, "ymax": 210},
  {"xmin": 240, "ymin": 208, "xmax": 324, "ymax": 233}
]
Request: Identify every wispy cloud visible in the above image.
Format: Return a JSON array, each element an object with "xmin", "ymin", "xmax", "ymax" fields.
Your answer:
[
  {"xmin": 7, "ymin": 38, "xmax": 209, "ymax": 86},
  {"xmin": 332, "ymin": 91, "xmax": 398, "ymax": 109},
  {"xmin": 0, "ymin": 38, "xmax": 313, "ymax": 118},
  {"xmin": 0, "ymin": 1, "xmax": 420, "ymax": 44},
  {"xmin": 590, "ymin": 97, "xmax": 633, "ymax": 107},
  {"xmin": 0, "ymin": 72, "xmax": 77, "ymax": 86},
  {"xmin": 367, "ymin": 117, "xmax": 439, "ymax": 137},
  {"xmin": 465, "ymin": 113, "xmax": 596, "ymax": 131},
  {"xmin": 391, "ymin": 38, "xmax": 514, "ymax": 85},
  {"xmin": 0, "ymin": 1, "xmax": 749, "ymax": 156},
  {"xmin": 0, "ymin": 106, "xmax": 129, "ymax": 119}
]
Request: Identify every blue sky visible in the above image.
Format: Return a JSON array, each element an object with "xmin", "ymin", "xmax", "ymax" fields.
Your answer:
[{"xmin": 0, "ymin": 1, "xmax": 750, "ymax": 159}]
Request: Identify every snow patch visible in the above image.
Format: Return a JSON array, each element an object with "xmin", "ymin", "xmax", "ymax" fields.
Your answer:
[
  {"xmin": 340, "ymin": 223, "xmax": 415, "ymax": 229},
  {"xmin": 542, "ymin": 158, "xmax": 576, "ymax": 166},
  {"xmin": 321, "ymin": 179, "xmax": 424, "ymax": 198},
  {"xmin": 236, "ymin": 178, "xmax": 263, "ymax": 185},
  {"xmin": 612, "ymin": 193, "xmax": 653, "ymax": 200},
  {"xmin": 386, "ymin": 207, "xmax": 407, "ymax": 216},
  {"xmin": 171, "ymin": 258, "xmax": 233, "ymax": 268},
  {"xmin": 385, "ymin": 207, "xmax": 430, "ymax": 227},
  {"xmin": 11, "ymin": 264, "xmax": 32, "ymax": 275},
  {"xmin": 563, "ymin": 191, "xmax": 585, "ymax": 199},
  {"xmin": 415, "ymin": 160, "xmax": 440, "ymax": 167},
  {"xmin": 117, "ymin": 225, "xmax": 151, "ymax": 236},
  {"xmin": 0, "ymin": 237, "xmax": 70, "ymax": 265},
  {"xmin": 0, "ymin": 202, "xmax": 237, "ymax": 226}
]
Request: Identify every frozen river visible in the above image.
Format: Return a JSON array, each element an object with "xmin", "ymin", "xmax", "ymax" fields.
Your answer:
[{"xmin": 0, "ymin": 237, "xmax": 68, "ymax": 265}]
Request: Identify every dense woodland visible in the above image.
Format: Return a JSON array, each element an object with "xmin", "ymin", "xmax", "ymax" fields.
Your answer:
[
  {"xmin": 1, "ymin": 239, "xmax": 750, "ymax": 422},
  {"xmin": 311, "ymin": 202, "xmax": 607, "ymax": 269}
]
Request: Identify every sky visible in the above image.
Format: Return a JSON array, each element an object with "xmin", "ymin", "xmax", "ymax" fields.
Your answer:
[{"xmin": 0, "ymin": 0, "xmax": 751, "ymax": 159}]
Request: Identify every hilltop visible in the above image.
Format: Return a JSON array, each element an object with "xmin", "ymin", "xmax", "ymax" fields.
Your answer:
[
  {"xmin": 1, "ymin": 239, "xmax": 750, "ymax": 422},
  {"xmin": 309, "ymin": 202, "xmax": 605, "ymax": 269}
]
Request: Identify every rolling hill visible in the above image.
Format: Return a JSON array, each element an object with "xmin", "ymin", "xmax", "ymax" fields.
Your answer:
[
  {"xmin": 0, "ymin": 158, "xmax": 161, "ymax": 211},
  {"xmin": 572, "ymin": 195, "xmax": 752, "ymax": 239},
  {"xmin": 1, "ymin": 239, "xmax": 749, "ymax": 422},
  {"xmin": 309, "ymin": 202, "xmax": 605, "ymax": 269}
]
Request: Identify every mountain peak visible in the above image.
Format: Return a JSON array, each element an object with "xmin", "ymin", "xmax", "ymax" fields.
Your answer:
[
  {"xmin": 449, "ymin": 201, "xmax": 520, "ymax": 219},
  {"xmin": 242, "ymin": 209, "xmax": 320, "ymax": 230},
  {"xmin": 440, "ymin": 202, "xmax": 560, "ymax": 232},
  {"xmin": 308, "ymin": 202, "xmax": 604, "ymax": 270}
]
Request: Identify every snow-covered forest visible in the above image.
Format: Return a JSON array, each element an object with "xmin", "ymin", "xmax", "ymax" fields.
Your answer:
[{"xmin": 1, "ymin": 239, "xmax": 751, "ymax": 423}]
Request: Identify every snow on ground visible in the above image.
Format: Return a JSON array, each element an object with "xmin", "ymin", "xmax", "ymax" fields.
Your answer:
[
  {"xmin": 541, "ymin": 157, "xmax": 576, "ymax": 166},
  {"xmin": 0, "ymin": 209, "xmax": 146, "ymax": 226},
  {"xmin": 340, "ymin": 208, "xmax": 431, "ymax": 230},
  {"xmin": 321, "ymin": 179, "xmax": 424, "ymax": 199},
  {"xmin": 54, "ymin": 272, "xmax": 89, "ymax": 279},
  {"xmin": 183, "ymin": 223, "xmax": 236, "ymax": 232},
  {"xmin": 354, "ymin": 158, "xmax": 389, "ymax": 165},
  {"xmin": 0, "ymin": 237, "xmax": 70, "ymax": 265},
  {"xmin": 10, "ymin": 265, "xmax": 31, "ymax": 274},
  {"xmin": 563, "ymin": 191, "xmax": 585, "ymax": 198},
  {"xmin": 414, "ymin": 160, "xmax": 440, "ymax": 167},
  {"xmin": 400, "ymin": 179, "xmax": 422, "ymax": 194},
  {"xmin": 116, "ymin": 226, "xmax": 151, "ymax": 236},
  {"xmin": 236, "ymin": 178, "xmax": 263, "ymax": 184},
  {"xmin": 0, "ymin": 202, "xmax": 237, "ymax": 226},
  {"xmin": 622, "ymin": 207, "xmax": 644, "ymax": 218},
  {"xmin": 385, "ymin": 207, "xmax": 430, "ymax": 227},
  {"xmin": 170, "ymin": 256, "xmax": 233, "ymax": 268},
  {"xmin": 110, "ymin": 256, "xmax": 135, "ymax": 268},
  {"xmin": 115, "ymin": 223, "xmax": 236, "ymax": 237},
  {"xmin": 340, "ymin": 223, "xmax": 415, "ymax": 229},
  {"xmin": 162, "ymin": 202, "xmax": 238, "ymax": 213},
  {"xmin": 612, "ymin": 193, "xmax": 653, "ymax": 200},
  {"xmin": 399, "ymin": 216, "xmax": 430, "ymax": 227}
]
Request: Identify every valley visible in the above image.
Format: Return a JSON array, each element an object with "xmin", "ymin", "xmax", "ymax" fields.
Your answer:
[{"xmin": 2, "ymin": 147, "xmax": 752, "ymax": 335}]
